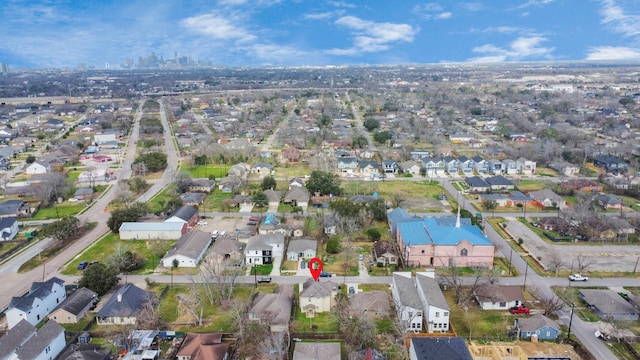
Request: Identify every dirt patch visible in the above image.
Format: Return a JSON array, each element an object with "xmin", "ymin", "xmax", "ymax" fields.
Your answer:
[
  {"xmin": 514, "ymin": 340, "xmax": 582, "ymax": 359},
  {"xmin": 402, "ymin": 197, "xmax": 449, "ymax": 212}
]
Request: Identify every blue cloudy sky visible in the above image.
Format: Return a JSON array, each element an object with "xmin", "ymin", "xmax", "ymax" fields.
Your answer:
[{"xmin": 1, "ymin": 0, "xmax": 639, "ymax": 69}]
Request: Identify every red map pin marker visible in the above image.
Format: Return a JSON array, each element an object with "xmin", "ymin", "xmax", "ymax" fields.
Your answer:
[{"xmin": 308, "ymin": 257, "xmax": 323, "ymax": 281}]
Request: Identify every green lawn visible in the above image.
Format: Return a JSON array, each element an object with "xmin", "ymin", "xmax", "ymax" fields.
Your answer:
[
  {"xmin": 445, "ymin": 289, "xmax": 517, "ymax": 339},
  {"xmin": 377, "ymin": 180, "xmax": 444, "ymax": 199},
  {"xmin": 62, "ymin": 233, "xmax": 175, "ymax": 275},
  {"xmin": 292, "ymin": 310, "xmax": 340, "ymax": 333},
  {"xmin": 183, "ymin": 164, "xmax": 231, "ymax": 179},
  {"xmin": 31, "ymin": 202, "xmax": 87, "ymax": 220},
  {"xmin": 515, "ymin": 180, "xmax": 550, "ymax": 192}
]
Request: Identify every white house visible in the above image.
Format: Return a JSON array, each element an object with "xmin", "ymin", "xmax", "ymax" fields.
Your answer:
[
  {"xmin": 299, "ymin": 279, "xmax": 339, "ymax": 317},
  {"xmin": 25, "ymin": 160, "xmax": 50, "ymax": 174},
  {"xmin": 0, "ymin": 319, "xmax": 66, "ymax": 360},
  {"xmin": 245, "ymin": 233, "xmax": 285, "ymax": 265},
  {"xmin": 96, "ymin": 284, "xmax": 154, "ymax": 325},
  {"xmin": 93, "ymin": 133, "xmax": 117, "ymax": 145},
  {"xmin": 118, "ymin": 222, "xmax": 186, "ymax": 240},
  {"xmin": 6, "ymin": 277, "xmax": 66, "ymax": 329},
  {"xmin": 161, "ymin": 230, "xmax": 212, "ymax": 268},
  {"xmin": 392, "ymin": 272, "xmax": 424, "ymax": 332},
  {"xmin": 0, "ymin": 217, "xmax": 18, "ymax": 241},
  {"xmin": 286, "ymin": 239, "xmax": 317, "ymax": 261},
  {"xmin": 392, "ymin": 272, "xmax": 450, "ymax": 333},
  {"xmin": 473, "ymin": 285, "xmax": 525, "ymax": 311}
]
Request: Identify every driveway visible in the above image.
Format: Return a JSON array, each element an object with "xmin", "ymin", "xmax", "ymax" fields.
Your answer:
[
  {"xmin": 270, "ymin": 256, "xmax": 282, "ymax": 276},
  {"xmin": 239, "ymin": 204, "xmax": 254, "ymax": 213}
]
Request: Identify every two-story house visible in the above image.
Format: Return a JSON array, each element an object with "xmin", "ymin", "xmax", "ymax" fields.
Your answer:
[
  {"xmin": 6, "ymin": 277, "xmax": 66, "ymax": 329},
  {"xmin": 245, "ymin": 233, "xmax": 285, "ymax": 265}
]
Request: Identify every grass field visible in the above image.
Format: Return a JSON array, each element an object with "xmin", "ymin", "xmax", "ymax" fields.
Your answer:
[
  {"xmin": 62, "ymin": 233, "xmax": 175, "ymax": 275},
  {"xmin": 31, "ymin": 202, "xmax": 87, "ymax": 220},
  {"xmin": 515, "ymin": 180, "xmax": 551, "ymax": 191},
  {"xmin": 183, "ymin": 164, "xmax": 231, "ymax": 179},
  {"xmin": 292, "ymin": 310, "xmax": 340, "ymax": 333}
]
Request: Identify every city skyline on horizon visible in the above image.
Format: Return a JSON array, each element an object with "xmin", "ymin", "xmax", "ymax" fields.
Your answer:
[{"xmin": 1, "ymin": 0, "xmax": 639, "ymax": 70}]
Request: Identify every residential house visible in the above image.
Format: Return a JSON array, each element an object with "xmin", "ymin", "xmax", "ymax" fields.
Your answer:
[
  {"xmin": 25, "ymin": 160, "xmax": 51, "ymax": 174},
  {"xmin": 562, "ymin": 179, "xmax": 603, "ymax": 193},
  {"xmin": 443, "ymin": 156, "xmax": 459, "ymax": 175},
  {"xmin": 391, "ymin": 273, "xmax": 424, "ymax": 332},
  {"xmin": 323, "ymin": 214, "xmax": 337, "ymax": 235},
  {"xmin": 299, "ymin": 279, "xmax": 339, "ymax": 317},
  {"xmin": 258, "ymin": 213, "xmax": 289, "ymax": 235},
  {"xmin": 382, "ymin": 159, "xmax": 399, "ymax": 174},
  {"xmin": 422, "ymin": 157, "xmax": 446, "ymax": 177},
  {"xmin": 594, "ymin": 193, "xmax": 623, "ymax": 209},
  {"xmin": 449, "ymin": 133, "xmax": 474, "ymax": 143},
  {"xmin": 0, "ymin": 319, "xmax": 66, "ymax": 360},
  {"xmin": 528, "ymin": 189, "xmax": 567, "ymax": 210},
  {"xmin": 359, "ymin": 161, "xmax": 380, "ymax": 177},
  {"xmin": 392, "ymin": 211, "xmax": 495, "ymax": 268},
  {"xmin": 161, "ymin": 230, "xmax": 213, "ymax": 268},
  {"xmin": 337, "ymin": 156, "xmax": 358, "ymax": 175},
  {"xmin": 188, "ymin": 178, "xmax": 216, "ymax": 193},
  {"xmin": 373, "ymin": 241, "xmax": 399, "ymax": 266},
  {"xmin": 228, "ymin": 194, "xmax": 253, "ymax": 208},
  {"xmin": 472, "ymin": 156, "xmax": 488, "ymax": 174},
  {"xmin": 245, "ymin": 233, "xmax": 285, "ymax": 265},
  {"xmin": 0, "ymin": 156, "xmax": 10, "ymax": 170},
  {"xmin": 514, "ymin": 315, "xmax": 561, "ymax": 340},
  {"xmin": 593, "ymin": 155, "xmax": 628, "ymax": 175},
  {"xmin": 287, "ymin": 239, "xmax": 317, "ymax": 261},
  {"xmin": 415, "ymin": 272, "xmax": 450, "ymax": 333},
  {"xmin": 473, "ymin": 285, "xmax": 525, "ymax": 311},
  {"xmin": 501, "ymin": 159, "xmax": 519, "ymax": 175},
  {"xmin": 248, "ymin": 285, "xmax": 293, "ymax": 333},
  {"xmin": 550, "ymin": 161, "xmax": 580, "ymax": 177},
  {"xmin": 96, "ymin": 283, "xmax": 154, "ymax": 325},
  {"xmin": 252, "ymin": 162, "xmax": 273, "ymax": 176},
  {"xmin": 180, "ymin": 192, "xmax": 206, "ymax": 207},
  {"xmin": 485, "ymin": 175, "xmax": 515, "ymax": 191},
  {"xmin": 0, "ymin": 146, "xmax": 17, "ymax": 159},
  {"xmin": 487, "ymin": 159, "xmax": 503, "ymax": 175},
  {"xmin": 118, "ymin": 222, "xmax": 187, "ymax": 240},
  {"xmin": 517, "ymin": 157, "xmax": 536, "ymax": 175},
  {"xmin": 77, "ymin": 169, "xmax": 112, "ymax": 183},
  {"xmin": 537, "ymin": 217, "xmax": 572, "ymax": 232},
  {"xmin": 477, "ymin": 191, "xmax": 532, "ymax": 208},
  {"xmin": 579, "ymin": 289, "xmax": 639, "ymax": 321},
  {"xmin": 457, "ymin": 156, "xmax": 474, "ymax": 175},
  {"xmin": 48, "ymin": 287, "xmax": 97, "ymax": 324},
  {"xmin": 465, "ymin": 176, "xmax": 490, "ymax": 193},
  {"xmin": 288, "ymin": 178, "xmax": 305, "ymax": 190},
  {"xmin": 93, "ymin": 133, "xmax": 117, "ymax": 145},
  {"xmin": 284, "ymin": 187, "xmax": 310, "ymax": 208},
  {"xmin": 293, "ymin": 342, "xmax": 341, "ymax": 360},
  {"xmin": 54, "ymin": 344, "xmax": 111, "ymax": 360},
  {"xmin": 218, "ymin": 175, "xmax": 243, "ymax": 193},
  {"xmin": 207, "ymin": 237, "xmax": 245, "ymax": 265},
  {"xmin": 409, "ymin": 337, "xmax": 473, "ymax": 360},
  {"xmin": 350, "ymin": 291, "xmax": 391, "ymax": 319},
  {"xmin": 0, "ymin": 217, "xmax": 18, "ymax": 241},
  {"xmin": 73, "ymin": 187, "xmax": 94, "ymax": 200},
  {"xmin": 6, "ymin": 277, "xmax": 66, "ymax": 329},
  {"xmin": 164, "ymin": 205, "xmax": 199, "ymax": 227},
  {"xmin": 175, "ymin": 333, "xmax": 229, "ymax": 360},
  {"xmin": 400, "ymin": 160, "xmax": 421, "ymax": 175},
  {"xmin": 264, "ymin": 189, "xmax": 282, "ymax": 208}
]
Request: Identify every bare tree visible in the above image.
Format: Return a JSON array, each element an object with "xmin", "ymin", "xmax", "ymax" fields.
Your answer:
[
  {"xmin": 529, "ymin": 286, "xmax": 565, "ymax": 316},
  {"xmin": 574, "ymin": 255, "xmax": 594, "ymax": 273},
  {"xmin": 199, "ymin": 258, "xmax": 243, "ymax": 305},
  {"xmin": 438, "ymin": 260, "xmax": 500, "ymax": 307},
  {"xmin": 176, "ymin": 282, "xmax": 205, "ymax": 326},
  {"xmin": 549, "ymin": 253, "xmax": 565, "ymax": 276},
  {"xmin": 257, "ymin": 329, "xmax": 289, "ymax": 360},
  {"xmin": 136, "ymin": 293, "xmax": 164, "ymax": 329}
]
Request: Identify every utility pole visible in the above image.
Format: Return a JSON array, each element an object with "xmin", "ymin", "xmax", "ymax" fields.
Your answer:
[
  {"xmin": 567, "ymin": 303, "xmax": 575, "ymax": 339},
  {"xmin": 522, "ymin": 262, "xmax": 528, "ymax": 291}
]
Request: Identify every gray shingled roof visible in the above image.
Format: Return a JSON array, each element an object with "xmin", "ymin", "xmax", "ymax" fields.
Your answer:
[
  {"xmin": 392, "ymin": 273, "xmax": 422, "ymax": 310},
  {"xmin": 53, "ymin": 287, "xmax": 97, "ymax": 316},
  {"xmin": 287, "ymin": 239, "xmax": 317, "ymax": 254},
  {"xmin": 249, "ymin": 285, "xmax": 293, "ymax": 327},
  {"xmin": 96, "ymin": 283, "xmax": 153, "ymax": 318},
  {"xmin": 164, "ymin": 230, "xmax": 212, "ymax": 260},
  {"xmin": 580, "ymin": 289, "xmax": 638, "ymax": 315},
  {"xmin": 9, "ymin": 277, "xmax": 65, "ymax": 312},
  {"xmin": 167, "ymin": 205, "xmax": 198, "ymax": 222},
  {"xmin": 416, "ymin": 273, "xmax": 450, "ymax": 311},
  {"xmin": 410, "ymin": 337, "xmax": 473, "ymax": 360},
  {"xmin": 516, "ymin": 314, "xmax": 558, "ymax": 332},
  {"xmin": 300, "ymin": 279, "xmax": 339, "ymax": 297},
  {"xmin": 15, "ymin": 320, "xmax": 65, "ymax": 359},
  {"xmin": 0, "ymin": 319, "xmax": 36, "ymax": 358}
]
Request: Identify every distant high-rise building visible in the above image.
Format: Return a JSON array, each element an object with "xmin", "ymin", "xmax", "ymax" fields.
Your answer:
[{"xmin": 0, "ymin": 63, "xmax": 9, "ymax": 73}]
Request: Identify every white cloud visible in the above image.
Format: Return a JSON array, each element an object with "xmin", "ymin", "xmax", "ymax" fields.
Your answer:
[
  {"xmin": 469, "ymin": 36, "xmax": 555, "ymax": 62},
  {"xmin": 328, "ymin": 1, "xmax": 356, "ymax": 8},
  {"xmin": 413, "ymin": 3, "xmax": 453, "ymax": 20},
  {"xmin": 599, "ymin": 0, "xmax": 640, "ymax": 38},
  {"xmin": 304, "ymin": 10, "xmax": 344, "ymax": 20},
  {"xmin": 459, "ymin": 2, "xmax": 484, "ymax": 12},
  {"xmin": 248, "ymin": 43, "xmax": 310, "ymax": 62},
  {"xmin": 516, "ymin": 0, "xmax": 555, "ymax": 9},
  {"xmin": 328, "ymin": 16, "xmax": 418, "ymax": 55},
  {"xmin": 180, "ymin": 13, "xmax": 256, "ymax": 43},
  {"xmin": 217, "ymin": 0, "xmax": 282, "ymax": 6},
  {"xmin": 586, "ymin": 46, "xmax": 640, "ymax": 60}
]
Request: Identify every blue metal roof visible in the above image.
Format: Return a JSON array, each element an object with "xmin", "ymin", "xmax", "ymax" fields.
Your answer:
[{"xmin": 398, "ymin": 216, "xmax": 492, "ymax": 246}]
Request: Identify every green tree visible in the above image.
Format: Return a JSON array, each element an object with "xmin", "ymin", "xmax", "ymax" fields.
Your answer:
[
  {"xmin": 351, "ymin": 135, "xmax": 368, "ymax": 149},
  {"xmin": 133, "ymin": 152, "xmax": 167, "ymax": 172},
  {"xmin": 78, "ymin": 263, "xmax": 120, "ymax": 296},
  {"xmin": 261, "ymin": 175, "xmax": 277, "ymax": 191},
  {"xmin": 107, "ymin": 202, "xmax": 149, "ymax": 233},
  {"xmin": 306, "ymin": 170, "xmax": 342, "ymax": 196},
  {"xmin": 365, "ymin": 228, "xmax": 381, "ymax": 241},
  {"xmin": 128, "ymin": 177, "xmax": 148, "ymax": 194},
  {"xmin": 25, "ymin": 155, "xmax": 36, "ymax": 164},
  {"xmin": 367, "ymin": 199, "xmax": 387, "ymax": 221},
  {"xmin": 363, "ymin": 118, "xmax": 380, "ymax": 132},
  {"xmin": 373, "ymin": 131, "xmax": 391, "ymax": 144},
  {"xmin": 326, "ymin": 238, "xmax": 341, "ymax": 254},
  {"xmin": 161, "ymin": 196, "xmax": 183, "ymax": 216},
  {"xmin": 42, "ymin": 216, "xmax": 80, "ymax": 243},
  {"xmin": 193, "ymin": 154, "xmax": 208, "ymax": 165},
  {"xmin": 253, "ymin": 191, "xmax": 268, "ymax": 208},
  {"xmin": 317, "ymin": 114, "xmax": 332, "ymax": 127},
  {"xmin": 619, "ymin": 97, "xmax": 635, "ymax": 107},
  {"xmin": 481, "ymin": 199, "xmax": 498, "ymax": 213}
]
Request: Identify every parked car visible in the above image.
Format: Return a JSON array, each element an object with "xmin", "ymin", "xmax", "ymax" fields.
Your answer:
[
  {"xmin": 249, "ymin": 217, "xmax": 260, "ymax": 222},
  {"xmin": 197, "ymin": 221, "xmax": 208, "ymax": 226},
  {"xmin": 220, "ymin": 231, "xmax": 227, "ymax": 237},
  {"xmin": 211, "ymin": 230, "xmax": 219, "ymax": 238},
  {"xmin": 301, "ymin": 261, "xmax": 306, "ymax": 269},
  {"xmin": 78, "ymin": 261, "xmax": 88, "ymax": 270},
  {"xmin": 258, "ymin": 276, "xmax": 272, "ymax": 283},
  {"xmin": 88, "ymin": 260, "xmax": 99, "ymax": 267},
  {"xmin": 349, "ymin": 286, "xmax": 355, "ymax": 295},
  {"xmin": 358, "ymin": 254, "xmax": 364, "ymax": 261},
  {"xmin": 319, "ymin": 271, "xmax": 332, "ymax": 277},
  {"xmin": 509, "ymin": 305, "xmax": 530, "ymax": 314},
  {"xmin": 247, "ymin": 221, "xmax": 257, "ymax": 226},
  {"xmin": 569, "ymin": 274, "xmax": 589, "ymax": 281}
]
